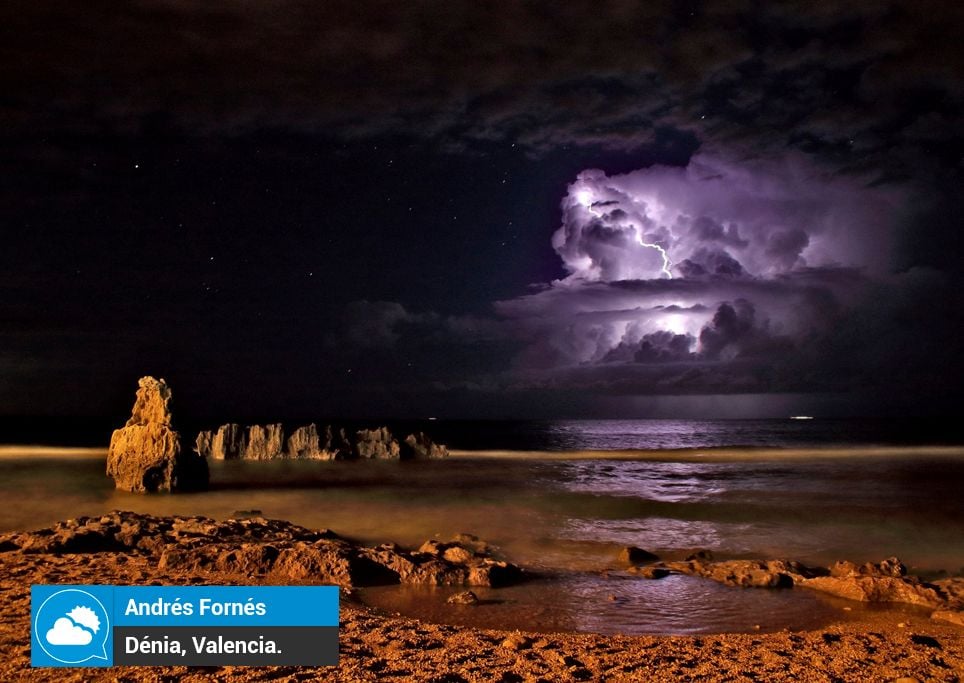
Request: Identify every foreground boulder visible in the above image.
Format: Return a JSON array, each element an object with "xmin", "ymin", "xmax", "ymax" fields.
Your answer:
[
  {"xmin": 0, "ymin": 512, "xmax": 526, "ymax": 589},
  {"xmin": 107, "ymin": 377, "xmax": 208, "ymax": 492}
]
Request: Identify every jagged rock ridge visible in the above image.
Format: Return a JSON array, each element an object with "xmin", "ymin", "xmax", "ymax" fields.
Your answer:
[{"xmin": 195, "ymin": 423, "xmax": 448, "ymax": 461}]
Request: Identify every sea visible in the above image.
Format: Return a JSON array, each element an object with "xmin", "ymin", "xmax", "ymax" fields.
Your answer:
[{"xmin": 2, "ymin": 417, "xmax": 963, "ymax": 635}]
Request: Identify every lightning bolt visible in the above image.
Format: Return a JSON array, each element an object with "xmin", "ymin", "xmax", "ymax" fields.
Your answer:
[
  {"xmin": 582, "ymin": 195, "xmax": 673, "ymax": 279},
  {"xmin": 635, "ymin": 230, "xmax": 673, "ymax": 279}
]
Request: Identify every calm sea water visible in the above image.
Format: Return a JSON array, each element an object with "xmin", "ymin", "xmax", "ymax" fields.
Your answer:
[{"xmin": 1, "ymin": 418, "xmax": 962, "ymax": 634}]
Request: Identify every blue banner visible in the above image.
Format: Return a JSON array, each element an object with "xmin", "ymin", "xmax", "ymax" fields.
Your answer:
[{"xmin": 31, "ymin": 585, "xmax": 339, "ymax": 667}]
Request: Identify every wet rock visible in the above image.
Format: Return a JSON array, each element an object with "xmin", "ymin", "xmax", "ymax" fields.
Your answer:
[
  {"xmin": 618, "ymin": 546, "xmax": 659, "ymax": 565},
  {"xmin": 402, "ymin": 432, "xmax": 449, "ymax": 459},
  {"xmin": 802, "ymin": 569, "xmax": 945, "ymax": 608},
  {"xmin": 628, "ymin": 565, "xmax": 670, "ymax": 579},
  {"xmin": 798, "ymin": 557, "xmax": 948, "ymax": 607},
  {"xmin": 447, "ymin": 591, "xmax": 479, "ymax": 605},
  {"xmin": 359, "ymin": 545, "xmax": 460, "ymax": 585},
  {"xmin": 705, "ymin": 560, "xmax": 797, "ymax": 588},
  {"xmin": 830, "ymin": 556, "xmax": 906, "ymax": 578},
  {"xmin": 415, "ymin": 537, "xmax": 522, "ymax": 586},
  {"xmin": 107, "ymin": 377, "xmax": 208, "ymax": 492},
  {"xmin": 355, "ymin": 427, "xmax": 400, "ymax": 459},
  {"xmin": 655, "ymin": 558, "xmax": 812, "ymax": 589},
  {"xmin": 468, "ymin": 560, "xmax": 523, "ymax": 587},
  {"xmin": 654, "ymin": 553, "xmax": 950, "ymax": 609},
  {"xmin": 685, "ymin": 550, "xmax": 714, "ymax": 562}
]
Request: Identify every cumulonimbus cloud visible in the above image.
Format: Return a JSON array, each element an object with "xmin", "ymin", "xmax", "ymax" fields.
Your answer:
[
  {"xmin": 339, "ymin": 152, "xmax": 908, "ymax": 397},
  {"xmin": 552, "ymin": 153, "xmax": 900, "ymax": 283},
  {"xmin": 492, "ymin": 152, "xmax": 901, "ymax": 382}
]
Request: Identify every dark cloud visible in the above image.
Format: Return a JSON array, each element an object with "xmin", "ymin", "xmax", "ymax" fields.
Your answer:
[
  {"xmin": 633, "ymin": 331, "xmax": 696, "ymax": 364},
  {"xmin": 338, "ymin": 300, "xmax": 438, "ymax": 349},
  {"xmin": 2, "ymin": 0, "xmax": 962, "ymax": 178},
  {"xmin": 698, "ymin": 300, "xmax": 792, "ymax": 361},
  {"xmin": 676, "ymin": 249, "xmax": 746, "ymax": 278}
]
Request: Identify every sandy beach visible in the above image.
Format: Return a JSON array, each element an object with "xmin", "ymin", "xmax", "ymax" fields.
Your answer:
[{"xmin": 2, "ymin": 512, "xmax": 963, "ymax": 682}]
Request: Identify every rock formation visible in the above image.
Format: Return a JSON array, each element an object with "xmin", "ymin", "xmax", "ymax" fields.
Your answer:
[
  {"xmin": 636, "ymin": 554, "xmax": 959, "ymax": 609},
  {"xmin": 285, "ymin": 424, "xmax": 321, "ymax": 459},
  {"xmin": 195, "ymin": 422, "xmax": 449, "ymax": 461},
  {"xmin": 355, "ymin": 427, "xmax": 401, "ymax": 459},
  {"xmin": 0, "ymin": 511, "xmax": 526, "ymax": 589},
  {"xmin": 322, "ymin": 425, "xmax": 354, "ymax": 459},
  {"xmin": 243, "ymin": 423, "xmax": 284, "ymax": 460},
  {"xmin": 106, "ymin": 377, "xmax": 208, "ymax": 493},
  {"xmin": 195, "ymin": 423, "xmax": 245, "ymax": 460},
  {"xmin": 403, "ymin": 431, "xmax": 449, "ymax": 459}
]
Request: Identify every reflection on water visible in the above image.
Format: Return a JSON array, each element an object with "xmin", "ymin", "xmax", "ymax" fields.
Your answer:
[
  {"xmin": 561, "ymin": 460, "xmax": 727, "ymax": 502},
  {"xmin": 360, "ymin": 572, "xmax": 853, "ymax": 635},
  {"xmin": 2, "ymin": 445, "xmax": 964, "ymax": 634}
]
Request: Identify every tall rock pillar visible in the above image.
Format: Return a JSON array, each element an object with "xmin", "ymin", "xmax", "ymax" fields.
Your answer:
[{"xmin": 107, "ymin": 376, "xmax": 208, "ymax": 492}]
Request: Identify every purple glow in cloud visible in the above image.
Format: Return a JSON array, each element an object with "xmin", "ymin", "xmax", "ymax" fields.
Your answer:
[
  {"xmin": 498, "ymin": 153, "xmax": 903, "ymax": 379},
  {"xmin": 554, "ymin": 154, "xmax": 899, "ymax": 283}
]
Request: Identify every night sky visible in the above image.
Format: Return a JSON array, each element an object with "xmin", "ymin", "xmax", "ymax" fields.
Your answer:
[{"xmin": 2, "ymin": 1, "xmax": 963, "ymax": 420}]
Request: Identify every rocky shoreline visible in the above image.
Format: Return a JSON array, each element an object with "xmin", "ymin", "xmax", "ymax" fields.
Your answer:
[
  {"xmin": 1, "ymin": 512, "xmax": 963, "ymax": 681},
  {"xmin": 616, "ymin": 547, "xmax": 964, "ymax": 626},
  {"xmin": 0, "ymin": 512, "xmax": 522, "ymax": 590},
  {"xmin": 105, "ymin": 376, "xmax": 450, "ymax": 493}
]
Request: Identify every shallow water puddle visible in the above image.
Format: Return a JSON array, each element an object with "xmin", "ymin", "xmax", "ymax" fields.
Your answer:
[{"xmin": 358, "ymin": 572, "xmax": 849, "ymax": 636}]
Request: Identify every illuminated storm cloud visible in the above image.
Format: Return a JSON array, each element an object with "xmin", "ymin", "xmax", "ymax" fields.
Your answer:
[{"xmin": 498, "ymin": 153, "xmax": 900, "ymax": 377}]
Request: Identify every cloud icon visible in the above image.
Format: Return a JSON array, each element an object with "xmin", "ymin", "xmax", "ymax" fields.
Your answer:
[{"xmin": 46, "ymin": 617, "xmax": 93, "ymax": 646}]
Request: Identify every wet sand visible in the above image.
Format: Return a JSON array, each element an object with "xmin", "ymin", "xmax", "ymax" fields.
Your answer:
[{"xmin": 2, "ymin": 536, "xmax": 963, "ymax": 682}]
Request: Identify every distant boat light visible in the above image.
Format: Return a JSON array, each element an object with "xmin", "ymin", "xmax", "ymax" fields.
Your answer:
[
  {"xmin": 427, "ymin": 417, "xmax": 437, "ymax": 421},
  {"xmin": 789, "ymin": 415, "xmax": 814, "ymax": 420}
]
